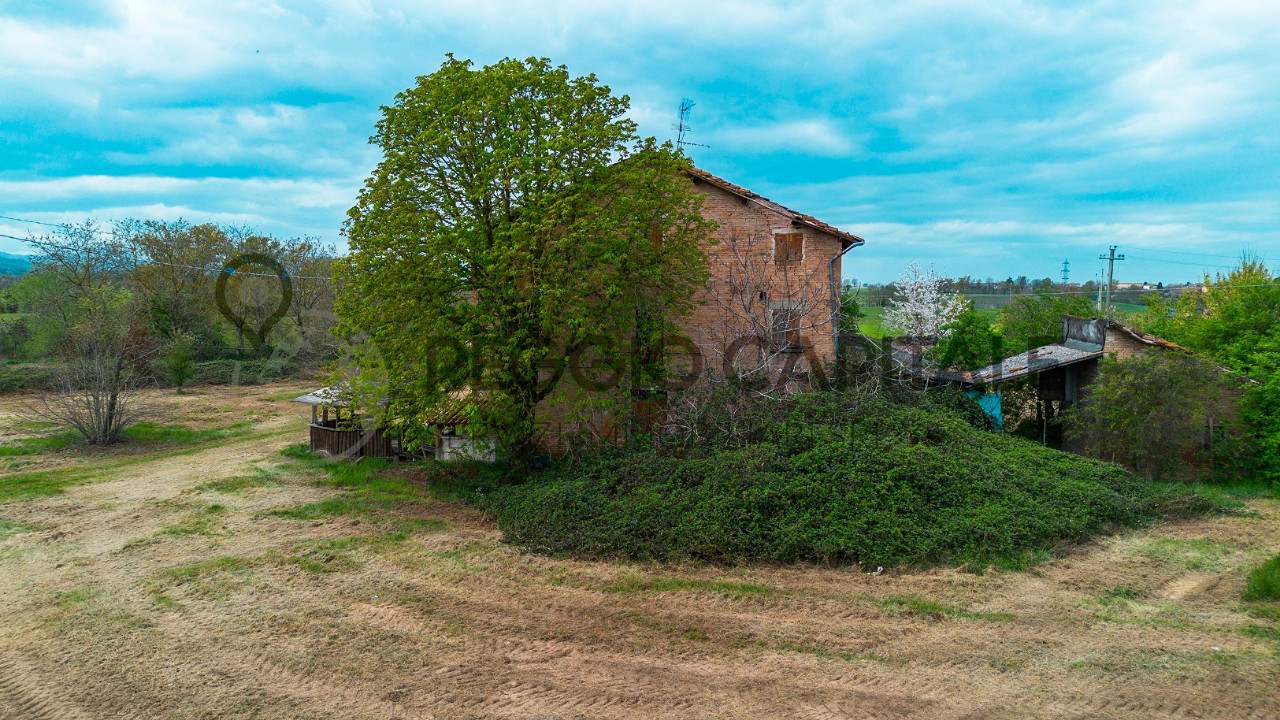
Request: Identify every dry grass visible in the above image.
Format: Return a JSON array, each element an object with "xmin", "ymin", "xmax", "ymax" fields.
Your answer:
[{"xmin": 1, "ymin": 383, "xmax": 1278, "ymax": 719}]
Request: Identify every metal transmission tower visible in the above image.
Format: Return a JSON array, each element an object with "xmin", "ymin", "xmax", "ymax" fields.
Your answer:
[
  {"xmin": 674, "ymin": 98, "xmax": 708, "ymax": 151},
  {"xmin": 1061, "ymin": 259, "xmax": 1070, "ymax": 284},
  {"xmin": 1099, "ymin": 245, "xmax": 1126, "ymax": 314}
]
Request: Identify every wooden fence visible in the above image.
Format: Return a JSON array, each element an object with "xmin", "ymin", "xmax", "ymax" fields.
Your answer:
[{"xmin": 309, "ymin": 421, "xmax": 396, "ymax": 459}]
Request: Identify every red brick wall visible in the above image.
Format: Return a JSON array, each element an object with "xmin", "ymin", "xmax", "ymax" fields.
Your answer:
[
  {"xmin": 533, "ymin": 180, "xmax": 850, "ymax": 450},
  {"xmin": 680, "ymin": 181, "xmax": 844, "ymax": 374},
  {"xmin": 1101, "ymin": 329, "xmax": 1151, "ymax": 361}
]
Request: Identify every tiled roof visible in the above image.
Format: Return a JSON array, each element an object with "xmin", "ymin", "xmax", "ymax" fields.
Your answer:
[
  {"xmin": 686, "ymin": 166, "xmax": 867, "ymax": 249},
  {"xmin": 421, "ymin": 388, "xmax": 499, "ymax": 427},
  {"xmin": 1109, "ymin": 322, "xmax": 1193, "ymax": 353}
]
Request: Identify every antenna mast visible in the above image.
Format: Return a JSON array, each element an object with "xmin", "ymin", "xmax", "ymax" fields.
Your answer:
[
  {"xmin": 674, "ymin": 98, "xmax": 708, "ymax": 151},
  {"xmin": 1061, "ymin": 259, "xmax": 1070, "ymax": 285}
]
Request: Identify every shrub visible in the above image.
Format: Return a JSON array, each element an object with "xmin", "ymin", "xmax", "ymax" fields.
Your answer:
[
  {"xmin": 1063, "ymin": 351, "xmax": 1243, "ymax": 480},
  {"xmin": 929, "ymin": 303, "xmax": 1002, "ymax": 371},
  {"xmin": 0, "ymin": 364, "xmax": 56, "ymax": 392},
  {"xmin": 186, "ymin": 357, "xmax": 301, "ymax": 386},
  {"xmin": 485, "ymin": 390, "xmax": 1168, "ymax": 567},
  {"xmin": 161, "ymin": 331, "xmax": 196, "ymax": 390}
]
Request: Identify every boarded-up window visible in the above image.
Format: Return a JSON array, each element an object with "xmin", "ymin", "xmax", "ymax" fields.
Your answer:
[{"xmin": 774, "ymin": 232, "xmax": 803, "ymax": 265}]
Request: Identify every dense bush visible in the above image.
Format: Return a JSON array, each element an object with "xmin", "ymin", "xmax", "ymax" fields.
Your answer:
[
  {"xmin": 486, "ymin": 390, "xmax": 1167, "ymax": 567},
  {"xmin": 1063, "ymin": 352, "xmax": 1234, "ymax": 480},
  {"xmin": 0, "ymin": 363, "xmax": 57, "ymax": 392}
]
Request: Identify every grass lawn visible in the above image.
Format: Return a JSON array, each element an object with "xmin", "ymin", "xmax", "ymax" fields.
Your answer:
[{"xmin": 1, "ymin": 383, "xmax": 1278, "ymax": 719}]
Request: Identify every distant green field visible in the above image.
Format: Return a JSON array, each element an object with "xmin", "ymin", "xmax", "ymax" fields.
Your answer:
[{"xmin": 857, "ymin": 306, "xmax": 889, "ymax": 337}]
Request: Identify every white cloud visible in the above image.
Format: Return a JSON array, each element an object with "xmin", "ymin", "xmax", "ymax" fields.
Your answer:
[
  {"xmin": 717, "ymin": 119, "xmax": 859, "ymax": 157},
  {"xmin": 2, "ymin": 0, "xmax": 1278, "ymax": 281}
]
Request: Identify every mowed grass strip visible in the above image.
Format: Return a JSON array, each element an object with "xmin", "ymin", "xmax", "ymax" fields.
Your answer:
[
  {"xmin": 269, "ymin": 445, "xmax": 433, "ymax": 520},
  {"xmin": 603, "ymin": 573, "xmax": 773, "ymax": 596},
  {"xmin": 195, "ymin": 466, "xmax": 282, "ymax": 494},
  {"xmin": 143, "ymin": 555, "xmax": 263, "ymax": 607},
  {"xmin": 0, "ymin": 429, "xmax": 80, "ymax": 456},
  {"xmin": 0, "ymin": 420, "xmax": 256, "ymax": 458},
  {"xmin": 0, "ymin": 422, "xmax": 290, "ymax": 503},
  {"xmin": 0, "ymin": 518, "xmax": 33, "ymax": 537},
  {"xmin": 875, "ymin": 595, "xmax": 1015, "ymax": 621}
]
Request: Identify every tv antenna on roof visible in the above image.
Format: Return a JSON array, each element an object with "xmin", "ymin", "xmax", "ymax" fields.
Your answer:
[{"xmin": 674, "ymin": 98, "xmax": 708, "ymax": 151}]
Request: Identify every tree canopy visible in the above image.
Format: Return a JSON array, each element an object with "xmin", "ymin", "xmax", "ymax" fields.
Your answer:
[
  {"xmin": 335, "ymin": 56, "xmax": 713, "ymax": 460},
  {"xmin": 1137, "ymin": 259, "xmax": 1280, "ymax": 482},
  {"xmin": 997, "ymin": 291, "xmax": 1096, "ymax": 354}
]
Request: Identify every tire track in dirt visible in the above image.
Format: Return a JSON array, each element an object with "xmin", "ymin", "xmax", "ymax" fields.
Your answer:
[
  {"xmin": 184, "ymin": 644, "xmax": 427, "ymax": 720},
  {"xmin": 0, "ymin": 651, "xmax": 90, "ymax": 720}
]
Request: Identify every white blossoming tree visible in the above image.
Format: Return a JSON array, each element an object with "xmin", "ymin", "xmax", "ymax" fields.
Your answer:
[{"xmin": 885, "ymin": 262, "xmax": 964, "ymax": 340}]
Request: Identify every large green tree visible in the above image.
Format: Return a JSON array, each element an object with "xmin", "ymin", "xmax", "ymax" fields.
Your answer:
[
  {"xmin": 1137, "ymin": 260, "xmax": 1280, "ymax": 481},
  {"xmin": 997, "ymin": 291, "xmax": 1097, "ymax": 354},
  {"xmin": 335, "ymin": 56, "xmax": 712, "ymax": 461}
]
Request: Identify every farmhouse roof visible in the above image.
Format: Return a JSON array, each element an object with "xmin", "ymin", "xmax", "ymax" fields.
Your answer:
[
  {"xmin": 686, "ymin": 166, "xmax": 867, "ymax": 250},
  {"xmin": 943, "ymin": 317, "xmax": 1193, "ymax": 386}
]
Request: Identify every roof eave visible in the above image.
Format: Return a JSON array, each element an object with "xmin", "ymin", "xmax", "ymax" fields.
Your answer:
[{"xmin": 685, "ymin": 167, "xmax": 866, "ymax": 249}]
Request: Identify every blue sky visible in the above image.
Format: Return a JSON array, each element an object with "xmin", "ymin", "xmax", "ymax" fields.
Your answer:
[{"xmin": 1, "ymin": 1, "xmax": 1277, "ymax": 284}]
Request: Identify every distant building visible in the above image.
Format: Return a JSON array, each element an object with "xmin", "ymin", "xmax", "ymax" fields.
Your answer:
[{"xmin": 940, "ymin": 315, "xmax": 1244, "ymax": 477}]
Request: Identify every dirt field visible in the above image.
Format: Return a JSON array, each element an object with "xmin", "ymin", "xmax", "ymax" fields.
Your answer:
[{"xmin": 1, "ymin": 383, "xmax": 1278, "ymax": 719}]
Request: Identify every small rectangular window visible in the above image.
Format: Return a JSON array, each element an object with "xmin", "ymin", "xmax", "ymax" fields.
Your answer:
[
  {"xmin": 771, "ymin": 308, "xmax": 799, "ymax": 350},
  {"xmin": 774, "ymin": 232, "xmax": 803, "ymax": 265}
]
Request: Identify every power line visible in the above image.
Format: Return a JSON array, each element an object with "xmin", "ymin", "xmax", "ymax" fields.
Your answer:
[
  {"xmin": 0, "ymin": 214, "xmax": 62, "ymax": 227},
  {"xmin": 1126, "ymin": 254, "xmax": 1239, "ymax": 270},
  {"xmin": 1138, "ymin": 247, "xmax": 1253, "ymax": 260}
]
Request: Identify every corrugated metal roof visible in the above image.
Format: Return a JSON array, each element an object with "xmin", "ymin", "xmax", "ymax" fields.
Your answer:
[
  {"xmin": 292, "ymin": 386, "xmax": 350, "ymax": 406},
  {"xmin": 295, "ymin": 386, "xmax": 496, "ymax": 427},
  {"xmin": 939, "ymin": 343, "xmax": 1104, "ymax": 385}
]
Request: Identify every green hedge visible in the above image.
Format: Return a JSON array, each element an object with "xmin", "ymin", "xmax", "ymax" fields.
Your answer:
[
  {"xmin": 486, "ymin": 392, "xmax": 1174, "ymax": 567},
  {"xmin": 186, "ymin": 358, "xmax": 302, "ymax": 386},
  {"xmin": 0, "ymin": 364, "xmax": 56, "ymax": 392}
]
